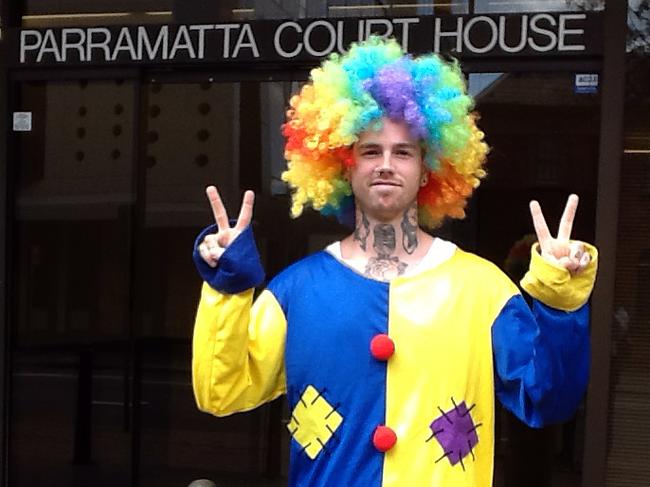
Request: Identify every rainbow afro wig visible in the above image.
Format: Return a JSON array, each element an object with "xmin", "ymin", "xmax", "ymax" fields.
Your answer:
[{"xmin": 281, "ymin": 36, "xmax": 488, "ymax": 228}]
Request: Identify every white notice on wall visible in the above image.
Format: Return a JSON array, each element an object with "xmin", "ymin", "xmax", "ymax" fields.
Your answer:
[{"xmin": 13, "ymin": 112, "xmax": 33, "ymax": 131}]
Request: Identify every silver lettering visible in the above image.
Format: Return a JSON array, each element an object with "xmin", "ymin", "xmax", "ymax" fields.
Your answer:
[
  {"xmin": 233, "ymin": 24, "xmax": 259, "ymax": 58},
  {"xmin": 214, "ymin": 24, "xmax": 238, "ymax": 58},
  {"xmin": 169, "ymin": 25, "xmax": 196, "ymax": 59},
  {"xmin": 304, "ymin": 21, "xmax": 336, "ymax": 57},
  {"xmin": 36, "ymin": 30, "xmax": 62, "ymax": 63},
  {"xmin": 558, "ymin": 13, "xmax": 586, "ymax": 52},
  {"xmin": 498, "ymin": 15, "xmax": 527, "ymax": 53},
  {"xmin": 464, "ymin": 16, "xmax": 498, "ymax": 54},
  {"xmin": 190, "ymin": 25, "xmax": 213, "ymax": 59},
  {"xmin": 20, "ymin": 30, "xmax": 42, "ymax": 63},
  {"xmin": 111, "ymin": 27, "xmax": 137, "ymax": 61},
  {"xmin": 86, "ymin": 28, "xmax": 111, "ymax": 62},
  {"xmin": 138, "ymin": 26, "xmax": 168, "ymax": 60},
  {"xmin": 434, "ymin": 17, "xmax": 462, "ymax": 53},
  {"xmin": 336, "ymin": 20, "xmax": 348, "ymax": 54},
  {"xmin": 61, "ymin": 28, "xmax": 86, "ymax": 62},
  {"xmin": 529, "ymin": 14, "xmax": 557, "ymax": 52},
  {"xmin": 393, "ymin": 18, "xmax": 419, "ymax": 52},
  {"xmin": 365, "ymin": 19, "xmax": 393, "ymax": 40},
  {"xmin": 274, "ymin": 21, "xmax": 303, "ymax": 58}
]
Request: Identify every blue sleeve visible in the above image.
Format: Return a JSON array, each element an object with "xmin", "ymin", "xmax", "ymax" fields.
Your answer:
[
  {"xmin": 492, "ymin": 294, "xmax": 590, "ymax": 428},
  {"xmin": 192, "ymin": 223, "xmax": 265, "ymax": 294}
]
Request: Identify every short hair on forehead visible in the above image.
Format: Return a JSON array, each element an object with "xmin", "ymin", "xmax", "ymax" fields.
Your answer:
[
  {"xmin": 355, "ymin": 122, "xmax": 421, "ymax": 148},
  {"xmin": 356, "ymin": 140, "xmax": 420, "ymax": 149},
  {"xmin": 281, "ymin": 36, "xmax": 488, "ymax": 229}
]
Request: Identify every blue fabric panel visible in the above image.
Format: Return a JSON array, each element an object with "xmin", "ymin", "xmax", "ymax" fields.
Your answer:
[
  {"xmin": 269, "ymin": 252, "xmax": 388, "ymax": 487},
  {"xmin": 192, "ymin": 223, "xmax": 265, "ymax": 294},
  {"xmin": 492, "ymin": 294, "xmax": 590, "ymax": 428}
]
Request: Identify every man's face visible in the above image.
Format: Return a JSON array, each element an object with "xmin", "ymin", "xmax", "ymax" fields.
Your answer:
[{"xmin": 349, "ymin": 117, "xmax": 424, "ymax": 222}]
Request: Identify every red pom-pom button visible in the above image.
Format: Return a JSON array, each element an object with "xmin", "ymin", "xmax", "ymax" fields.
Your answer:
[
  {"xmin": 370, "ymin": 334, "xmax": 395, "ymax": 361},
  {"xmin": 373, "ymin": 425, "xmax": 397, "ymax": 452}
]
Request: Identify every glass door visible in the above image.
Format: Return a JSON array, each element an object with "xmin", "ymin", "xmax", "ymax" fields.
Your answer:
[
  {"xmin": 7, "ymin": 68, "xmax": 601, "ymax": 487},
  {"xmin": 468, "ymin": 71, "xmax": 600, "ymax": 487},
  {"xmin": 7, "ymin": 71, "xmax": 343, "ymax": 487},
  {"xmin": 9, "ymin": 78, "xmax": 137, "ymax": 486},
  {"xmin": 134, "ymin": 76, "xmax": 319, "ymax": 486}
]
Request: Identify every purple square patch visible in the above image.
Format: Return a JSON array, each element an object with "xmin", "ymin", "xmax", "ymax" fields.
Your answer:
[{"xmin": 428, "ymin": 399, "xmax": 481, "ymax": 470}]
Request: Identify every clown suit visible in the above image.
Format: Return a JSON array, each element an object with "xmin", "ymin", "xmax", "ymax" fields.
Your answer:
[{"xmin": 191, "ymin": 37, "xmax": 598, "ymax": 487}]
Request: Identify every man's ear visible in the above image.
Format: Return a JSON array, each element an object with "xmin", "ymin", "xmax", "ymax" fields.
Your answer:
[{"xmin": 419, "ymin": 161, "xmax": 429, "ymax": 187}]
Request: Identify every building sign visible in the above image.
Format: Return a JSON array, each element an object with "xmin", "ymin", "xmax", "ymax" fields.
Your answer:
[
  {"xmin": 574, "ymin": 73, "xmax": 599, "ymax": 93},
  {"xmin": 10, "ymin": 12, "xmax": 603, "ymax": 67}
]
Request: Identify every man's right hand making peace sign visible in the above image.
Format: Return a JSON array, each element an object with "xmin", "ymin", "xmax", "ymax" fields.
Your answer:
[{"xmin": 198, "ymin": 186, "xmax": 255, "ymax": 268}]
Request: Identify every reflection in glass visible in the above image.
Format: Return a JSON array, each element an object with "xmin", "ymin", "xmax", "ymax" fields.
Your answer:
[
  {"xmin": 474, "ymin": 0, "xmax": 604, "ymax": 13},
  {"xmin": 8, "ymin": 69, "xmax": 602, "ymax": 487},
  {"xmin": 22, "ymin": 0, "xmax": 476, "ymax": 26},
  {"xmin": 11, "ymin": 80, "xmax": 136, "ymax": 486},
  {"xmin": 23, "ymin": 0, "xmax": 173, "ymax": 27},
  {"xmin": 21, "ymin": 0, "xmax": 609, "ymax": 27},
  {"xmin": 628, "ymin": 0, "xmax": 650, "ymax": 53},
  {"xmin": 327, "ymin": 0, "xmax": 469, "ymax": 17},
  {"xmin": 473, "ymin": 72, "xmax": 599, "ymax": 486},
  {"xmin": 606, "ymin": 8, "xmax": 650, "ymax": 483},
  {"xmin": 138, "ymin": 79, "xmax": 306, "ymax": 486}
]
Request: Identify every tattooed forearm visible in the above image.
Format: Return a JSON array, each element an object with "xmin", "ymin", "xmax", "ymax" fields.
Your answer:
[
  {"xmin": 401, "ymin": 206, "xmax": 418, "ymax": 254},
  {"xmin": 353, "ymin": 211, "xmax": 371, "ymax": 251}
]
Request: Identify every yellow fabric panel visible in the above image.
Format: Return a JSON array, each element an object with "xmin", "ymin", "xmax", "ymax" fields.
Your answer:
[
  {"xmin": 192, "ymin": 284, "xmax": 287, "ymax": 417},
  {"xmin": 383, "ymin": 250, "xmax": 518, "ymax": 487},
  {"xmin": 287, "ymin": 385, "xmax": 344, "ymax": 460},
  {"xmin": 520, "ymin": 242, "xmax": 598, "ymax": 312}
]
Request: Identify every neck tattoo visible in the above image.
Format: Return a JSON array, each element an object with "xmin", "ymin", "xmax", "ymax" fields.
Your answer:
[
  {"xmin": 364, "ymin": 223, "xmax": 408, "ymax": 280},
  {"xmin": 401, "ymin": 206, "xmax": 419, "ymax": 254},
  {"xmin": 353, "ymin": 211, "xmax": 371, "ymax": 251}
]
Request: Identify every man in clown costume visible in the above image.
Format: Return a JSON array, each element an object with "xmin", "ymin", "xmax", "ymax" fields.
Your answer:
[{"xmin": 191, "ymin": 37, "xmax": 598, "ymax": 486}]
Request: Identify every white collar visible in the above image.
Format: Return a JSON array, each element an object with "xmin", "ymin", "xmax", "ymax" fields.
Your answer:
[{"xmin": 324, "ymin": 237, "xmax": 457, "ymax": 280}]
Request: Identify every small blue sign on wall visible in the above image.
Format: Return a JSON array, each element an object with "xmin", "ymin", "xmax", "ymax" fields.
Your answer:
[{"xmin": 575, "ymin": 73, "xmax": 599, "ymax": 94}]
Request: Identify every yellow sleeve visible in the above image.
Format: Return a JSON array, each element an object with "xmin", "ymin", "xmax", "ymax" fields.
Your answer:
[
  {"xmin": 520, "ymin": 241, "xmax": 599, "ymax": 312},
  {"xmin": 192, "ymin": 283, "xmax": 287, "ymax": 417}
]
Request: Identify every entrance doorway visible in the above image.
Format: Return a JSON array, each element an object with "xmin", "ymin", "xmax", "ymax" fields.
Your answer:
[
  {"xmin": 7, "ymin": 69, "xmax": 600, "ymax": 487},
  {"xmin": 7, "ymin": 74, "xmax": 309, "ymax": 487}
]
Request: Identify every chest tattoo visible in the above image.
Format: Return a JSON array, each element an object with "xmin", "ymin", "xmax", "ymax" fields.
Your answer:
[{"xmin": 364, "ymin": 224, "xmax": 408, "ymax": 279}]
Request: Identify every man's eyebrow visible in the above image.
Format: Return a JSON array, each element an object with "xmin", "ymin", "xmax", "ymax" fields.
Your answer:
[
  {"xmin": 356, "ymin": 142, "xmax": 381, "ymax": 149},
  {"xmin": 393, "ymin": 142, "xmax": 419, "ymax": 149},
  {"xmin": 356, "ymin": 141, "xmax": 419, "ymax": 149}
]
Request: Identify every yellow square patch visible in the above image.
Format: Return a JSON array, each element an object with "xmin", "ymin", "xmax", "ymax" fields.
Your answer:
[{"xmin": 287, "ymin": 385, "xmax": 343, "ymax": 459}]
